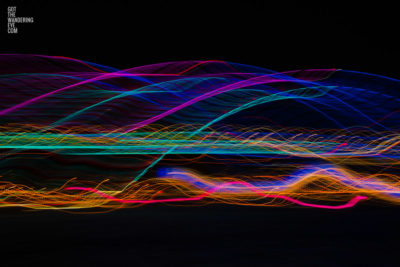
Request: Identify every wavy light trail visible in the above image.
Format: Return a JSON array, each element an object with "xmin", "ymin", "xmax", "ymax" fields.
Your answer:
[
  {"xmin": 0, "ymin": 54, "xmax": 399, "ymax": 211},
  {"xmin": 65, "ymin": 183, "xmax": 368, "ymax": 209}
]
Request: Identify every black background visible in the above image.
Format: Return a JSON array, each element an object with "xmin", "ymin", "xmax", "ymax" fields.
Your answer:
[{"xmin": 1, "ymin": 1, "xmax": 400, "ymax": 266}]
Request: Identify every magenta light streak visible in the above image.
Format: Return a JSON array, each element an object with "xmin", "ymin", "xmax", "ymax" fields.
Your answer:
[
  {"xmin": 65, "ymin": 180, "xmax": 367, "ymax": 209},
  {"xmin": 122, "ymin": 77, "xmax": 295, "ymax": 133}
]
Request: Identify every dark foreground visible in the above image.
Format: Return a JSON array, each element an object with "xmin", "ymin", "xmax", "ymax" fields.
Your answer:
[{"xmin": 1, "ymin": 204, "xmax": 399, "ymax": 266}]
